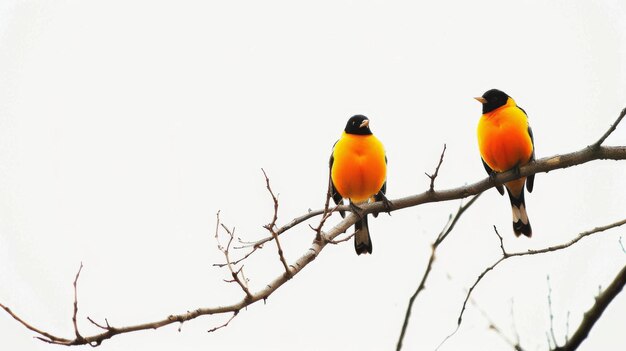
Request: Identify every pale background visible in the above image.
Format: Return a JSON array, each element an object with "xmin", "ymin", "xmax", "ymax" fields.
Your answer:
[{"xmin": 1, "ymin": 1, "xmax": 625, "ymax": 350}]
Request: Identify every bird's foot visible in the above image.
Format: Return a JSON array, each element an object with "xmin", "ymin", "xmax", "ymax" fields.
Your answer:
[
  {"xmin": 489, "ymin": 171, "xmax": 499, "ymax": 184},
  {"xmin": 379, "ymin": 194, "xmax": 393, "ymax": 214}
]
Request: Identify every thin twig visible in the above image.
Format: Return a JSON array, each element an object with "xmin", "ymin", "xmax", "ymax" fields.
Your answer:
[
  {"xmin": 72, "ymin": 263, "xmax": 84, "ymax": 342},
  {"xmin": 207, "ymin": 310, "xmax": 239, "ymax": 333},
  {"xmin": 310, "ymin": 169, "xmax": 339, "ymax": 242},
  {"xmin": 436, "ymin": 194, "xmax": 482, "ymax": 245},
  {"xmin": 261, "ymin": 168, "xmax": 291, "ymax": 277},
  {"xmin": 212, "ymin": 208, "xmax": 261, "ymax": 268},
  {"xmin": 0, "ymin": 303, "xmax": 72, "ymax": 344},
  {"xmin": 547, "ymin": 275, "xmax": 559, "ymax": 347},
  {"xmin": 245, "ymin": 170, "xmax": 339, "ymax": 250},
  {"xmin": 593, "ymin": 107, "xmax": 626, "ymax": 147},
  {"xmin": 215, "ymin": 213, "xmax": 252, "ymax": 299},
  {"xmin": 87, "ymin": 317, "xmax": 112, "ymax": 331},
  {"xmin": 425, "ymin": 144, "xmax": 447, "ymax": 192},
  {"xmin": 213, "ymin": 247, "xmax": 259, "ymax": 268},
  {"xmin": 239, "ymin": 208, "xmax": 328, "ymax": 248},
  {"xmin": 396, "ymin": 194, "xmax": 481, "ymax": 351},
  {"xmin": 493, "ymin": 226, "xmax": 507, "ymax": 256},
  {"xmin": 470, "ymin": 298, "xmax": 524, "ymax": 351},
  {"xmin": 510, "ymin": 298, "xmax": 521, "ymax": 346}
]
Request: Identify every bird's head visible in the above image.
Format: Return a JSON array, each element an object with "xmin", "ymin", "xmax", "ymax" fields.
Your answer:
[
  {"xmin": 475, "ymin": 89, "xmax": 511, "ymax": 114},
  {"xmin": 344, "ymin": 115, "xmax": 373, "ymax": 135}
]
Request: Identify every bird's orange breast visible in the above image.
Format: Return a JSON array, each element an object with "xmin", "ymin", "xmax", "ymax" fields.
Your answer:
[
  {"xmin": 477, "ymin": 103, "xmax": 533, "ymax": 172},
  {"xmin": 331, "ymin": 133, "xmax": 386, "ymax": 203}
]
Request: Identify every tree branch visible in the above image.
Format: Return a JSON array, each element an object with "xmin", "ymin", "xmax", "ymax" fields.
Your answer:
[
  {"xmin": 215, "ymin": 213, "xmax": 253, "ymax": 299},
  {"xmin": 553, "ymin": 264, "xmax": 626, "ymax": 351},
  {"xmin": 207, "ymin": 311, "xmax": 238, "ymax": 333},
  {"xmin": 246, "ymin": 145, "xmax": 626, "ymax": 251},
  {"xmin": 0, "ymin": 304, "xmax": 72, "ymax": 345},
  {"xmin": 1, "ymin": 109, "xmax": 625, "ymax": 346},
  {"xmin": 455, "ymin": 217, "xmax": 626, "ymax": 332},
  {"xmin": 425, "ymin": 144, "xmax": 447, "ymax": 191},
  {"xmin": 396, "ymin": 194, "xmax": 481, "ymax": 351},
  {"xmin": 593, "ymin": 107, "xmax": 626, "ymax": 147},
  {"xmin": 261, "ymin": 168, "xmax": 292, "ymax": 277},
  {"xmin": 547, "ymin": 275, "xmax": 560, "ymax": 348},
  {"xmin": 245, "ymin": 104, "xmax": 626, "ymax": 249},
  {"xmin": 71, "ymin": 263, "xmax": 84, "ymax": 342},
  {"xmin": 471, "ymin": 298, "xmax": 524, "ymax": 351}
]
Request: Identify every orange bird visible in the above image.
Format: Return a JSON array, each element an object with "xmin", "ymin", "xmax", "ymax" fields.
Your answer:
[
  {"xmin": 475, "ymin": 89, "xmax": 535, "ymax": 237},
  {"xmin": 330, "ymin": 115, "xmax": 389, "ymax": 254}
]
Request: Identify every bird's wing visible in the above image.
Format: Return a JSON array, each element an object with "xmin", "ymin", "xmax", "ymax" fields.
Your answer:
[
  {"xmin": 518, "ymin": 106, "xmax": 535, "ymax": 193},
  {"xmin": 482, "ymin": 157, "xmax": 505, "ymax": 195},
  {"xmin": 526, "ymin": 124, "xmax": 535, "ymax": 193},
  {"xmin": 329, "ymin": 143, "xmax": 345, "ymax": 217}
]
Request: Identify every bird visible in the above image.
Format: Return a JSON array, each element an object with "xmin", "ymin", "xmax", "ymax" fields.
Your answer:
[
  {"xmin": 329, "ymin": 115, "xmax": 390, "ymax": 254},
  {"xmin": 475, "ymin": 89, "xmax": 535, "ymax": 237}
]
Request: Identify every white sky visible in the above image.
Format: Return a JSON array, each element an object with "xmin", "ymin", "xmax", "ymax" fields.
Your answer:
[{"xmin": 1, "ymin": 1, "xmax": 625, "ymax": 350}]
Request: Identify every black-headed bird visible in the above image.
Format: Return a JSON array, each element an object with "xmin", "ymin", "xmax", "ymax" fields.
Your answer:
[
  {"xmin": 475, "ymin": 89, "xmax": 535, "ymax": 237},
  {"xmin": 330, "ymin": 115, "xmax": 389, "ymax": 254}
]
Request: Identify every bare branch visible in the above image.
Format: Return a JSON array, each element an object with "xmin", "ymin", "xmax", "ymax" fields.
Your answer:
[
  {"xmin": 87, "ymin": 317, "xmax": 112, "ymax": 331},
  {"xmin": 212, "ymin": 247, "xmax": 259, "ymax": 268},
  {"xmin": 593, "ymin": 107, "xmax": 626, "ymax": 147},
  {"xmin": 207, "ymin": 310, "xmax": 238, "ymax": 333},
  {"xmin": 242, "ymin": 141, "xmax": 626, "ymax": 260},
  {"xmin": 0, "ymin": 303, "xmax": 72, "ymax": 345},
  {"xmin": 244, "ymin": 168, "xmax": 338, "ymax": 250},
  {"xmin": 249, "ymin": 145, "xmax": 626, "ymax": 250},
  {"xmin": 310, "ymin": 169, "xmax": 339, "ymax": 241},
  {"xmin": 435, "ymin": 193, "xmax": 482, "ymax": 245},
  {"xmin": 553, "ymin": 264, "xmax": 626, "ymax": 351},
  {"xmin": 396, "ymin": 194, "xmax": 481, "ymax": 351},
  {"xmin": 456, "ymin": 217, "xmax": 626, "ymax": 330},
  {"xmin": 215, "ymin": 213, "xmax": 252, "ymax": 299},
  {"xmin": 471, "ymin": 298, "xmax": 524, "ymax": 351},
  {"xmin": 425, "ymin": 144, "xmax": 447, "ymax": 191},
  {"xmin": 547, "ymin": 276, "xmax": 560, "ymax": 347},
  {"xmin": 493, "ymin": 226, "xmax": 507, "ymax": 256},
  {"xmin": 261, "ymin": 168, "xmax": 291, "ymax": 277},
  {"xmin": 72, "ymin": 263, "xmax": 84, "ymax": 342},
  {"xmin": 241, "ymin": 208, "xmax": 328, "ymax": 248},
  {"xmin": 510, "ymin": 299, "xmax": 521, "ymax": 346}
]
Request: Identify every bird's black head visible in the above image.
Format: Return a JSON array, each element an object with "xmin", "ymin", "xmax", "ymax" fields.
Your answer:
[
  {"xmin": 475, "ymin": 89, "xmax": 510, "ymax": 114},
  {"xmin": 344, "ymin": 115, "xmax": 373, "ymax": 135}
]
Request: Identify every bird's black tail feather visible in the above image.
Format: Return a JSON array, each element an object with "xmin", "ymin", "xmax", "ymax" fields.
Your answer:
[
  {"xmin": 506, "ymin": 187, "xmax": 532, "ymax": 237},
  {"xmin": 354, "ymin": 215, "xmax": 373, "ymax": 255}
]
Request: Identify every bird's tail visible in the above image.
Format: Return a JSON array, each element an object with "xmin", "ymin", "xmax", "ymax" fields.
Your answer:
[
  {"xmin": 506, "ymin": 180, "xmax": 532, "ymax": 237},
  {"xmin": 354, "ymin": 215, "xmax": 373, "ymax": 255}
]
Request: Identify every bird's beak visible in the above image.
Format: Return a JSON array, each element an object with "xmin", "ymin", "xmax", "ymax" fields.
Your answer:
[
  {"xmin": 359, "ymin": 119, "xmax": 370, "ymax": 128},
  {"xmin": 474, "ymin": 97, "xmax": 487, "ymax": 104}
]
